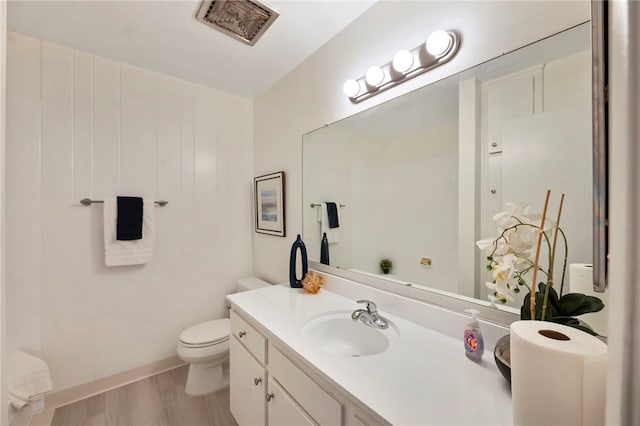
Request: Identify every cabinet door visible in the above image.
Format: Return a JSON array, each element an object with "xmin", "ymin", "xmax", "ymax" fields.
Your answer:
[
  {"xmin": 230, "ymin": 336, "xmax": 266, "ymax": 426},
  {"xmin": 267, "ymin": 379, "xmax": 316, "ymax": 426}
]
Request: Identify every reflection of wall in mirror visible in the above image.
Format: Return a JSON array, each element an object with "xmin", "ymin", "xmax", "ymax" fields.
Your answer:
[
  {"xmin": 350, "ymin": 124, "xmax": 458, "ymax": 291},
  {"xmin": 304, "ymin": 122, "xmax": 458, "ymax": 291},
  {"xmin": 303, "ymin": 125, "xmax": 359, "ymax": 267},
  {"xmin": 479, "ymin": 50, "xmax": 592, "ymax": 307}
]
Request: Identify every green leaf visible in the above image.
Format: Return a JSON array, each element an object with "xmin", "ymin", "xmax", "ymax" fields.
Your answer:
[
  {"xmin": 571, "ymin": 296, "xmax": 605, "ymax": 316},
  {"xmin": 557, "ymin": 293, "xmax": 586, "ymax": 316},
  {"xmin": 520, "ymin": 292, "xmax": 559, "ymax": 320},
  {"xmin": 547, "ymin": 316, "xmax": 580, "ymax": 326},
  {"xmin": 547, "ymin": 317, "xmax": 600, "ymax": 336}
]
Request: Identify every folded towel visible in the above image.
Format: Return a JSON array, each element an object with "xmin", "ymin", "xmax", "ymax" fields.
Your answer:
[
  {"xmin": 325, "ymin": 202, "xmax": 340, "ymax": 228},
  {"xmin": 117, "ymin": 196, "xmax": 143, "ymax": 240},
  {"xmin": 104, "ymin": 197, "xmax": 155, "ymax": 266},
  {"xmin": 7, "ymin": 350, "xmax": 53, "ymax": 410},
  {"xmin": 318, "ymin": 203, "xmax": 340, "ymax": 243}
]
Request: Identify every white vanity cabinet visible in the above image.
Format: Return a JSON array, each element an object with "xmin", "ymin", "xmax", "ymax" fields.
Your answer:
[
  {"xmin": 267, "ymin": 380, "xmax": 316, "ymax": 426},
  {"xmin": 230, "ymin": 310, "xmax": 268, "ymax": 426},
  {"xmin": 230, "ymin": 309, "xmax": 381, "ymax": 426},
  {"xmin": 230, "ymin": 336, "xmax": 266, "ymax": 426}
]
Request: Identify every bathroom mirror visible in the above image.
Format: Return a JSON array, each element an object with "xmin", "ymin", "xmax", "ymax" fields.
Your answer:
[{"xmin": 303, "ymin": 22, "xmax": 599, "ymax": 314}]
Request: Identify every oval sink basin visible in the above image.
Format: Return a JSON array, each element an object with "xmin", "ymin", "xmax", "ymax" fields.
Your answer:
[{"xmin": 303, "ymin": 311, "xmax": 399, "ymax": 357}]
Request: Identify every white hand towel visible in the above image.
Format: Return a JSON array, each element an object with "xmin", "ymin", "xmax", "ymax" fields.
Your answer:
[
  {"xmin": 318, "ymin": 203, "xmax": 340, "ymax": 243},
  {"xmin": 103, "ymin": 197, "xmax": 155, "ymax": 266},
  {"xmin": 7, "ymin": 350, "xmax": 53, "ymax": 410}
]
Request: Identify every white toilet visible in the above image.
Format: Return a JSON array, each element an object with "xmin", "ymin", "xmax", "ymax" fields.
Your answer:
[{"xmin": 177, "ymin": 277, "xmax": 270, "ymax": 396}]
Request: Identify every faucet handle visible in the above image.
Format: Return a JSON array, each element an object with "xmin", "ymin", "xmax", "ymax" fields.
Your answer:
[{"xmin": 356, "ymin": 299, "xmax": 377, "ymax": 313}]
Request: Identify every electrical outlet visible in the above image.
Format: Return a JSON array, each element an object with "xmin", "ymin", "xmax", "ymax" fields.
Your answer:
[{"xmin": 420, "ymin": 257, "xmax": 432, "ymax": 267}]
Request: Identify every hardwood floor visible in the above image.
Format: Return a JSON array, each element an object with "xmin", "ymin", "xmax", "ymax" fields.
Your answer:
[{"xmin": 51, "ymin": 366, "xmax": 237, "ymax": 426}]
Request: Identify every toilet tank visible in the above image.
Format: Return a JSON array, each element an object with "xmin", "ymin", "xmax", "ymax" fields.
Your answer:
[{"xmin": 236, "ymin": 277, "xmax": 271, "ymax": 292}]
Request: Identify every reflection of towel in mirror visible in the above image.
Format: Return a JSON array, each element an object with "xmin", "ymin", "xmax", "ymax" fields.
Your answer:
[
  {"xmin": 325, "ymin": 202, "xmax": 339, "ymax": 228},
  {"xmin": 318, "ymin": 203, "xmax": 340, "ymax": 243}
]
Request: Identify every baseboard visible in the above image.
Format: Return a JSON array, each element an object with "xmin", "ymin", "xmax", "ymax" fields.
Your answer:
[{"xmin": 45, "ymin": 356, "xmax": 186, "ymax": 410}]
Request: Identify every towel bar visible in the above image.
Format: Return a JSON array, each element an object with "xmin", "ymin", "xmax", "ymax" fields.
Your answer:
[
  {"xmin": 80, "ymin": 198, "xmax": 169, "ymax": 207},
  {"xmin": 310, "ymin": 203, "xmax": 346, "ymax": 208}
]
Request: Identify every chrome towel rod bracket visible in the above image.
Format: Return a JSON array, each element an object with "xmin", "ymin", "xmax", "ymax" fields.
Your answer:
[{"xmin": 80, "ymin": 198, "xmax": 169, "ymax": 207}]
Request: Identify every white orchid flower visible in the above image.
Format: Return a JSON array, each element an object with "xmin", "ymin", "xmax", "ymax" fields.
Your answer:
[
  {"xmin": 476, "ymin": 237, "xmax": 509, "ymax": 257},
  {"xmin": 484, "ymin": 281, "xmax": 512, "ymax": 303},
  {"xmin": 504, "ymin": 226, "xmax": 537, "ymax": 256},
  {"xmin": 492, "ymin": 202, "xmax": 531, "ymax": 230},
  {"xmin": 476, "ymin": 238, "xmax": 496, "ymax": 251},
  {"xmin": 487, "ymin": 253, "xmax": 521, "ymax": 302}
]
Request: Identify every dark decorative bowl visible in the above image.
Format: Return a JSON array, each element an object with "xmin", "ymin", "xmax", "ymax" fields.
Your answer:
[{"xmin": 494, "ymin": 334, "xmax": 511, "ymax": 384}]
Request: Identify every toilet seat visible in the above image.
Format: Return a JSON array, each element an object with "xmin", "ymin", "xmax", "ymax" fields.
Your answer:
[{"xmin": 179, "ymin": 319, "xmax": 229, "ymax": 348}]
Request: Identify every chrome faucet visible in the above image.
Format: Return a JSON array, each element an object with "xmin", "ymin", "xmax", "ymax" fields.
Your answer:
[{"xmin": 351, "ymin": 300, "xmax": 389, "ymax": 329}]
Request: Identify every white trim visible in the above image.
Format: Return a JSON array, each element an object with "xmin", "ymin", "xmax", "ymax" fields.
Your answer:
[
  {"xmin": 606, "ymin": 1, "xmax": 640, "ymax": 424},
  {"xmin": 44, "ymin": 356, "xmax": 185, "ymax": 411}
]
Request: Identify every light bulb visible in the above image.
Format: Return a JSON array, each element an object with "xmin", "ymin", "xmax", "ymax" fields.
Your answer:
[
  {"xmin": 392, "ymin": 50, "xmax": 414, "ymax": 73},
  {"xmin": 365, "ymin": 66, "xmax": 385, "ymax": 87},
  {"xmin": 342, "ymin": 79, "xmax": 360, "ymax": 98},
  {"xmin": 426, "ymin": 30, "xmax": 452, "ymax": 57}
]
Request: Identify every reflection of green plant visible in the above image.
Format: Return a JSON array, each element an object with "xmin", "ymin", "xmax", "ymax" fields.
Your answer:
[
  {"xmin": 380, "ymin": 259, "xmax": 392, "ymax": 274},
  {"xmin": 477, "ymin": 200, "xmax": 604, "ymax": 336}
]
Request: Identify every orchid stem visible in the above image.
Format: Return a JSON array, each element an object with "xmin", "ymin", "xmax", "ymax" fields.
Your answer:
[
  {"xmin": 530, "ymin": 190, "xmax": 551, "ymax": 320},
  {"xmin": 541, "ymin": 193, "xmax": 565, "ymax": 321}
]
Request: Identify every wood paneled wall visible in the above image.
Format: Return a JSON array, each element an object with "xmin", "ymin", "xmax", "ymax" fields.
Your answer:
[{"xmin": 6, "ymin": 31, "xmax": 254, "ymax": 390}]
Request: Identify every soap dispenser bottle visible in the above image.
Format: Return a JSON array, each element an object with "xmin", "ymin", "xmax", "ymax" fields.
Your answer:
[{"xmin": 463, "ymin": 309, "xmax": 484, "ymax": 362}]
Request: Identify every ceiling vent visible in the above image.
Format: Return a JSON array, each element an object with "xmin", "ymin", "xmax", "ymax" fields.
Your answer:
[{"xmin": 195, "ymin": 0, "xmax": 280, "ymax": 46}]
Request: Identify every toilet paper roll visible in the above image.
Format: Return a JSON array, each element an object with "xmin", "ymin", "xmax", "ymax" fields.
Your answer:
[
  {"xmin": 569, "ymin": 263, "xmax": 609, "ymax": 336},
  {"xmin": 510, "ymin": 320, "xmax": 607, "ymax": 426}
]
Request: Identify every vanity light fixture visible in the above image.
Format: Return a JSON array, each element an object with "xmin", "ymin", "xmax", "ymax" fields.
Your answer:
[
  {"xmin": 365, "ymin": 66, "xmax": 385, "ymax": 87},
  {"xmin": 342, "ymin": 79, "xmax": 361, "ymax": 98},
  {"xmin": 425, "ymin": 29, "xmax": 453, "ymax": 57},
  {"xmin": 392, "ymin": 49, "xmax": 414, "ymax": 74},
  {"xmin": 343, "ymin": 29, "xmax": 460, "ymax": 103}
]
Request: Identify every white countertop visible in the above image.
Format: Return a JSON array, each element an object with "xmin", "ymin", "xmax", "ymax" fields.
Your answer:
[{"xmin": 227, "ymin": 285, "xmax": 513, "ymax": 425}]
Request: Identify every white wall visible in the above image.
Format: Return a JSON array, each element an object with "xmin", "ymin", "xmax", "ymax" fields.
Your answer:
[
  {"xmin": 253, "ymin": 1, "xmax": 590, "ymax": 285},
  {"xmin": 6, "ymin": 32, "xmax": 254, "ymax": 390},
  {"xmin": 0, "ymin": 1, "xmax": 7, "ymax": 424}
]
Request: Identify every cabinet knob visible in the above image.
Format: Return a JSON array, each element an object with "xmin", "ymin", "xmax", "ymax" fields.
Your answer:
[
  {"xmin": 238, "ymin": 331, "xmax": 246, "ymax": 338},
  {"xmin": 254, "ymin": 377, "xmax": 262, "ymax": 386},
  {"xmin": 266, "ymin": 392, "xmax": 274, "ymax": 402}
]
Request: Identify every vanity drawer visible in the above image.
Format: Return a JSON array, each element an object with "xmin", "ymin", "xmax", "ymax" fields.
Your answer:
[
  {"xmin": 269, "ymin": 344, "xmax": 342, "ymax": 426},
  {"xmin": 230, "ymin": 310, "xmax": 266, "ymax": 365}
]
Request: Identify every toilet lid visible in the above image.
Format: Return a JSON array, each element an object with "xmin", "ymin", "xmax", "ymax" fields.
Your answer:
[{"xmin": 179, "ymin": 319, "xmax": 230, "ymax": 346}]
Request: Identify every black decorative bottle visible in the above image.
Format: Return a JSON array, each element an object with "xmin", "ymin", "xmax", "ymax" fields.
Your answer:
[
  {"xmin": 320, "ymin": 232, "xmax": 330, "ymax": 265},
  {"xmin": 289, "ymin": 234, "xmax": 308, "ymax": 288}
]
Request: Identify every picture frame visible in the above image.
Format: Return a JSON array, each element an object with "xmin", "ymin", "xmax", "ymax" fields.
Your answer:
[{"xmin": 254, "ymin": 171, "xmax": 286, "ymax": 237}]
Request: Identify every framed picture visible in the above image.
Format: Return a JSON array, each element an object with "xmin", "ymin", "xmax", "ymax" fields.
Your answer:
[{"xmin": 254, "ymin": 171, "xmax": 286, "ymax": 237}]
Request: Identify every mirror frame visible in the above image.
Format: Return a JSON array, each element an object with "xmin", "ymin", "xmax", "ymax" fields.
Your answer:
[
  {"xmin": 304, "ymin": 19, "xmax": 607, "ymax": 323},
  {"xmin": 591, "ymin": 0, "xmax": 608, "ymax": 293}
]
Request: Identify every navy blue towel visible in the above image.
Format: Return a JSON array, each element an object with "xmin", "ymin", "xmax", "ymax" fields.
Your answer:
[
  {"xmin": 326, "ymin": 202, "xmax": 339, "ymax": 228},
  {"xmin": 116, "ymin": 196, "xmax": 143, "ymax": 241}
]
